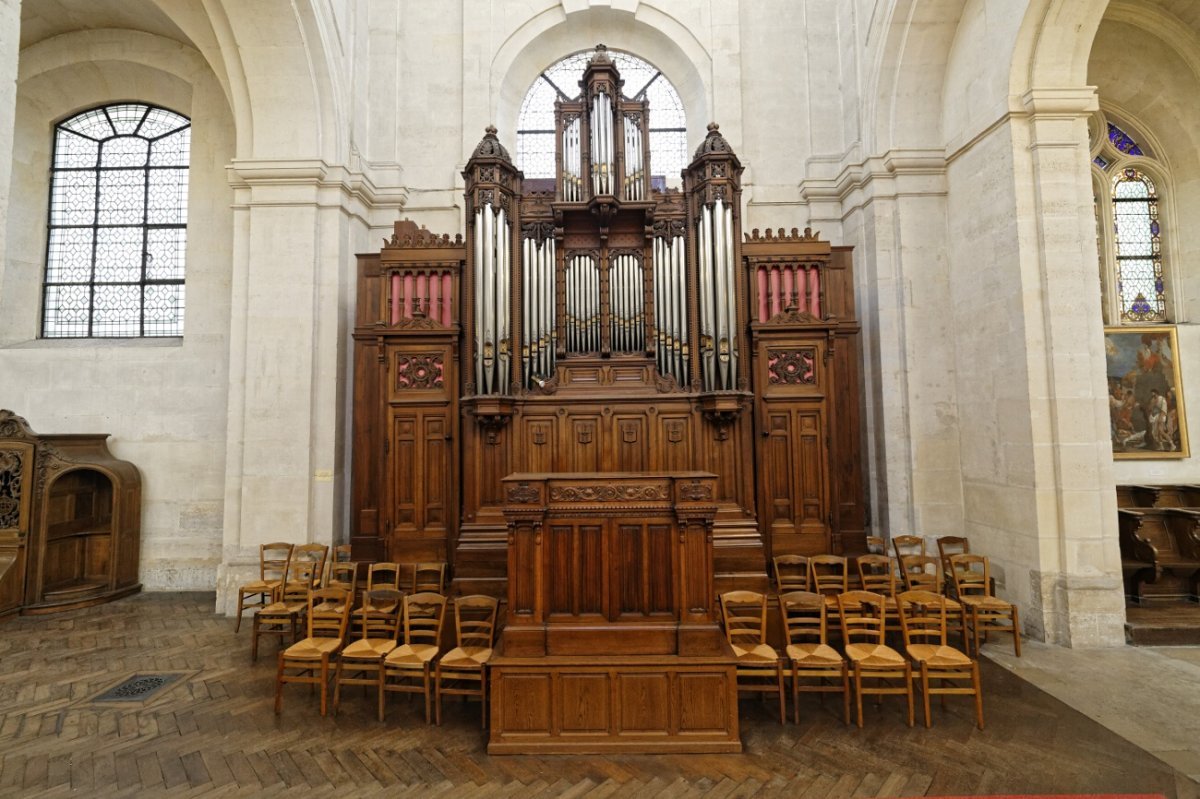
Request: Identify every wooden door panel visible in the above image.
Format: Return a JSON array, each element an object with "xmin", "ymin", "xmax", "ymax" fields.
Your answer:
[
  {"xmin": 655, "ymin": 415, "xmax": 693, "ymax": 472},
  {"xmin": 524, "ymin": 417, "xmax": 557, "ymax": 474},
  {"xmin": 765, "ymin": 412, "xmax": 794, "ymax": 528},
  {"xmin": 391, "ymin": 414, "xmax": 418, "ymax": 528},
  {"xmin": 423, "ymin": 415, "xmax": 448, "ymax": 530},
  {"xmin": 613, "ymin": 416, "xmax": 647, "ymax": 472},
  {"xmin": 568, "ymin": 417, "xmax": 601, "ymax": 472},
  {"xmin": 796, "ymin": 409, "xmax": 827, "ymax": 534}
]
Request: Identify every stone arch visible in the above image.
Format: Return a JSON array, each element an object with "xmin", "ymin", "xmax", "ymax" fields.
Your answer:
[
  {"xmin": 865, "ymin": 0, "xmax": 967, "ymax": 153},
  {"xmin": 490, "ymin": 4, "xmax": 711, "ymax": 153}
]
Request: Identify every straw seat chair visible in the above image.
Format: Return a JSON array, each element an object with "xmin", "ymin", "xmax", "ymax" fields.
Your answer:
[
  {"xmin": 949, "ymin": 554, "xmax": 1021, "ymax": 657},
  {"xmin": 720, "ymin": 590, "xmax": 785, "ymax": 724},
  {"xmin": 436, "ymin": 594, "xmax": 500, "ymax": 728},
  {"xmin": 837, "ymin": 590, "xmax": 914, "ymax": 728},
  {"xmin": 234, "ymin": 542, "xmax": 293, "ymax": 633},
  {"xmin": 381, "ymin": 591, "xmax": 447, "ymax": 723},
  {"xmin": 897, "ymin": 589, "xmax": 984, "ymax": 729},
  {"xmin": 252, "ymin": 560, "xmax": 317, "ymax": 662},
  {"xmin": 779, "ymin": 590, "xmax": 849, "ymax": 724},
  {"xmin": 333, "ymin": 588, "xmax": 404, "ymax": 717},
  {"xmin": 274, "ymin": 586, "xmax": 352, "ymax": 717},
  {"xmin": 772, "ymin": 554, "xmax": 811, "ymax": 592}
]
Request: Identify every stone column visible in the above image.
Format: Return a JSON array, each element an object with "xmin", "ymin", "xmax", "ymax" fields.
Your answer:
[
  {"xmin": 214, "ymin": 160, "xmax": 369, "ymax": 614},
  {"xmin": 1015, "ymin": 88, "xmax": 1125, "ymax": 647}
]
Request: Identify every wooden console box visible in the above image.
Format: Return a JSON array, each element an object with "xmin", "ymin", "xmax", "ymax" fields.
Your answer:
[{"xmin": 489, "ymin": 471, "xmax": 740, "ymax": 753}]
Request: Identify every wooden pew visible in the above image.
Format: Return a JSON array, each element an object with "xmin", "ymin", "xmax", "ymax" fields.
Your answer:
[
  {"xmin": 1118, "ymin": 508, "xmax": 1200, "ymax": 602},
  {"xmin": 1117, "ymin": 484, "xmax": 1200, "ymax": 509}
]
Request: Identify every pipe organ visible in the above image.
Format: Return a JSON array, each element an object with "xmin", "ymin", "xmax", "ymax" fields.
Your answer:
[{"xmin": 351, "ymin": 45, "xmax": 866, "ymax": 594}]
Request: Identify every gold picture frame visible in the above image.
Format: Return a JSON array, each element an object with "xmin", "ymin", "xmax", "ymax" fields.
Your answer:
[{"xmin": 1105, "ymin": 325, "xmax": 1189, "ymax": 459}]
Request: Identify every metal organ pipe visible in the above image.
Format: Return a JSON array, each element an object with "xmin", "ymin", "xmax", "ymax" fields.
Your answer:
[
  {"xmin": 498, "ymin": 207, "xmax": 511, "ymax": 389},
  {"xmin": 713, "ymin": 199, "xmax": 729, "ymax": 391},
  {"xmin": 674, "ymin": 235, "xmax": 688, "ymax": 385},
  {"xmin": 698, "ymin": 207, "xmax": 715, "ymax": 391},
  {"xmin": 720, "ymin": 200, "xmax": 739, "ymax": 383},
  {"xmin": 474, "ymin": 208, "xmax": 485, "ymax": 392}
]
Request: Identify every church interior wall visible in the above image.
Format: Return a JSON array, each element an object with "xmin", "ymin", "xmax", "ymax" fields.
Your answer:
[
  {"xmin": 1089, "ymin": 15, "xmax": 1200, "ymax": 488},
  {"xmin": 5, "ymin": 0, "xmax": 1197, "ymax": 647},
  {"xmin": 0, "ymin": 28, "xmax": 237, "ymax": 591}
]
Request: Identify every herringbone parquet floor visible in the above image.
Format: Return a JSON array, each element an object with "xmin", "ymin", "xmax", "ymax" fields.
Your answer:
[{"xmin": 0, "ymin": 593, "xmax": 1194, "ymax": 798}]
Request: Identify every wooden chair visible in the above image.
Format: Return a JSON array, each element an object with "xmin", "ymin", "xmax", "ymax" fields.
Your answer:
[
  {"xmin": 772, "ymin": 554, "xmax": 811, "ymax": 592},
  {"xmin": 234, "ymin": 542, "xmax": 293, "ymax": 633},
  {"xmin": 381, "ymin": 591, "xmax": 448, "ymax": 723},
  {"xmin": 856, "ymin": 554, "xmax": 904, "ymax": 638},
  {"xmin": 286, "ymin": 543, "xmax": 329, "ymax": 591},
  {"xmin": 333, "ymin": 588, "xmax": 404, "ymax": 717},
  {"xmin": 837, "ymin": 590, "xmax": 913, "ymax": 728},
  {"xmin": 865, "ymin": 535, "xmax": 886, "ymax": 555},
  {"xmin": 897, "ymin": 590, "xmax": 983, "ymax": 729},
  {"xmin": 274, "ymin": 586, "xmax": 352, "ymax": 717},
  {"xmin": 325, "ymin": 561, "xmax": 358, "ymax": 599},
  {"xmin": 779, "ymin": 590, "xmax": 849, "ymax": 725},
  {"xmin": 809, "ymin": 555, "xmax": 849, "ymax": 628},
  {"xmin": 352, "ymin": 562, "xmax": 403, "ymax": 635},
  {"xmin": 252, "ymin": 560, "xmax": 316, "ymax": 662},
  {"xmin": 935, "ymin": 536, "xmax": 971, "ymax": 596},
  {"xmin": 891, "ymin": 535, "xmax": 925, "ymax": 562},
  {"xmin": 720, "ymin": 590, "xmax": 785, "ymax": 724},
  {"xmin": 899, "ymin": 554, "xmax": 966, "ymax": 645},
  {"xmin": 412, "ymin": 562, "xmax": 447, "ymax": 593},
  {"xmin": 809, "ymin": 555, "xmax": 848, "ymax": 599},
  {"xmin": 948, "ymin": 554, "xmax": 1021, "ymax": 657},
  {"xmin": 436, "ymin": 595, "xmax": 500, "ymax": 728}
]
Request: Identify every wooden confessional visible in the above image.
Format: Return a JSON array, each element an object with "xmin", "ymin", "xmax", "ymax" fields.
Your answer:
[
  {"xmin": 0, "ymin": 410, "xmax": 142, "ymax": 617},
  {"xmin": 349, "ymin": 46, "xmax": 865, "ymax": 750}
]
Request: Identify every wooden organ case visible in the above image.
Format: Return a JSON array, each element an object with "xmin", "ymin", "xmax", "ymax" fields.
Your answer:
[{"xmin": 350, "ymin": 47, "xmax": 865, "ymax": 748}]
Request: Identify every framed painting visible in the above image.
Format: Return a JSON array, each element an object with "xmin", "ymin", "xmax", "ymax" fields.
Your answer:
[{"xmin": 1105, "ymin": 325, "xmax": 1189, "ymax": 458}]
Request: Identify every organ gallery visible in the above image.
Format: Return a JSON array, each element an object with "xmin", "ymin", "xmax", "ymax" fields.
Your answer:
[{"xmin": 351, "ymin": 46, "xmax": 866, "ymax": 588}]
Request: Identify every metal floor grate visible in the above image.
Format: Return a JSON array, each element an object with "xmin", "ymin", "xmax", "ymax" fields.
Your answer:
[{"xmin": 89, "ymin": 672, "xmax": 186, "ymax": 705}]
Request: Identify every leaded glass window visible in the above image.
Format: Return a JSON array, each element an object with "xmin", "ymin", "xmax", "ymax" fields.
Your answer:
[
  {"xmin": 516, "ymin": 51, "xmax": 687, "ymax": 184},
  {"xmin": 1090, "ymin": 111, "xmax": 1170, "ymax": 324},
  {"xmin": 43, "ymin": 103, "xmax": 190, "ymax": 338},
  {"xmin": 1112, "ymin": 169, "xmax": 1164, "ymax": 322}
]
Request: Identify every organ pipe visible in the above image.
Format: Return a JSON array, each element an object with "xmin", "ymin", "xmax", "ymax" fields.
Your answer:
[{"xmin": 472, "ymin": 202, "xmax": 512, "ymax": 395}]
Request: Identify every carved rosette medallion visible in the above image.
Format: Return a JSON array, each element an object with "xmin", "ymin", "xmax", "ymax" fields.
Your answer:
[
  {"xmin": 767, "ymin": 348, "xmax": 816, "ymax": 385},
  {"xmin": 395, "ymin": 354, "xmax": 445, "ymax": 390},
  {"xmin": 550, "ymin": 484, "xmax": 670, "ymax": 503}
]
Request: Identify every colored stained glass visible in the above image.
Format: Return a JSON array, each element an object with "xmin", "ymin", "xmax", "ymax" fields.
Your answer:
[
  {"xmin": 43, "ymin": 103, "xmax": 190, "ymax": 338},
  {"xmin": 1108, "ymin": 122, "xmax": 1144, "ymax": 156},
  {"xmin": 516, "ymin": 50, "xmax": 686, "ymax": 184},
  {"xmin": 1112, "ymin": 168, "xmax": 1164, "ymax": 322},
  {"xmin": 1094, "ymin": 154, "xmax": 1109, "ymax": 169}
]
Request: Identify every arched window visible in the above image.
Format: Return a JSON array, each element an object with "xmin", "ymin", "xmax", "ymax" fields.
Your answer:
[
  {"xmin": 43, "ymin": 103, "xmax": 190, "ymax": 338},
  {"xmin": 1091, "ymin": 112, "xmax": 1169, "ymax": 324},
  {"xmin": 516, "ymin": 50, "xmax": 686, "ymax": 186}
]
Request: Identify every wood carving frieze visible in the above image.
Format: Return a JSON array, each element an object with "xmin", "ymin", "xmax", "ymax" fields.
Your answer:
[
  {"xmin": 394, "ymin": 354, "xmax": 445, "ymax": 390},
  {"xmin": 506, "ymin": 485, "xmax": 541, "ymax": 504},
  {"xmin": 678, "ymin": 479, "xmax": 713, "ymax": 502},
  {"xmin": 550, "ymin": 484, "xmax": 670, "ymax": 503},
  {"xmin": 768, "ymin": 349, "xmax": 817, "ymax": 385},
  {"xmin": 0, "ymin": 449, "xmax": 24, "ymax": 528}
]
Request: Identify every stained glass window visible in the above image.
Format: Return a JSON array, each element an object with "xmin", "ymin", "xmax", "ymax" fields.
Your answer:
[
  {"xmin": 43, "ymin": 103, "xmax": 190, "ymax": 338},
  {"xmin": 516, "ymin": 50, "xmax": 687, "ymax": 184},
  {"xmin": 1112, "ymin": 168, "xmax": 1164, "ymax": 322},
  {"xmin": 1107, "ymin": 122, "xmax": 1144, "ymax": 157}
]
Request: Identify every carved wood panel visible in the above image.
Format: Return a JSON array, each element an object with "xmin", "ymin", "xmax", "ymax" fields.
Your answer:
[
  {"xmin": 760, "ymin": 403, "xmax": 828, "ymax": 546},
  {"xmin": 387, "ymin": 407, "xmax": 451, "ymax": 554}
]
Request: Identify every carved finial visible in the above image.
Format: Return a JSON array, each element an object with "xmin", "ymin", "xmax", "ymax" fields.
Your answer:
[
  {"xmin": 693, "ymin": 122, "xmax": 733, "ymax": 160},
  {"xmin": 591, "ymin": 43, "xmax": 611, "ymax": 62},
  {"xmin": 471, "ymin": 125, "xmax": 512, "ymax": 164}
]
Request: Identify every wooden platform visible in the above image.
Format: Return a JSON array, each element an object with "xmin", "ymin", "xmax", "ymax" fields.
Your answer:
[
  {"xmin": 1126, "ymin": 603, "xmax": 1200, "ymax": 645},
  {"xmin": 0, "ymin": 593, "xmax": 1194, "ymax": 797}
]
